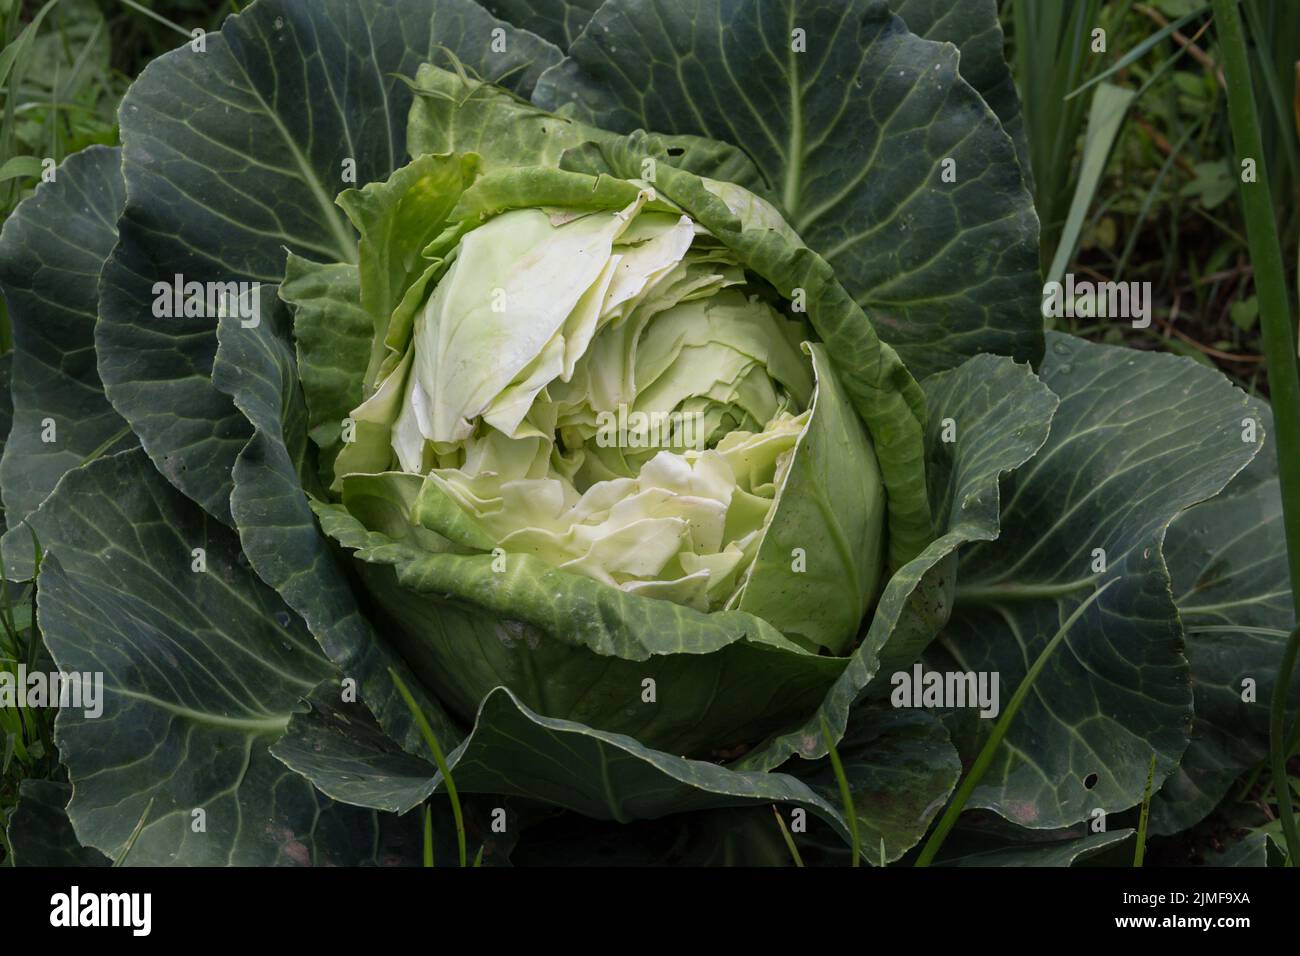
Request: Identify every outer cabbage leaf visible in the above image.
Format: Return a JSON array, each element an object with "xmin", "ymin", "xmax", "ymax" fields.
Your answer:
[
  {"xmin": 316, "ymin": 497, "xmax": 843, "ymax": 757},
  {"xmin": 0, "ymin": 146, "xmax": 134, "ymax": 579},
  {"xmin": 408, "ymin": 64, "xmax": 771, "ymax": 194},
  {"xmin": 481, "ymin": 0, "xmax": 602, "ymax": 47},
  {"xmin": 451, "ymin": 688, "xmax": 843, "ymax": 830},
  {"xmin": 735, "ymin": 351, "xmax": 1057, "ymax": 772},
  {"xmin": 1153, "ymin": 403, "xmax": 1298, "ymax": 834},
  {"xmin": 270, "ymin": 684, "xmax": 443, "ymax": 814},
  {"xmin": 735, "ymin": 342, "xmax": 886, "ymax": 653},
  {"xmin": 277, "ymin": 681, "xmax": 852, "ymax": 839},
  {"xmin": 935, "ymin": 334, "xmax": 1262, "ymax": 829},
  {"xmin": 212, "ymin": 302, "xmax": 459, "ymax": 757},
  {"xmin": 268, "ymin": 687, "xmax": 526, "ymax": 865},
  {"xmin": 889, "ymin": 0, "xmax": 1030, "ymax": 181},
  {"xmin": 788, "ymin": 705, "xmax": 960, "ymax": 864},
  {"xmin": 1207, "ymin": 831, "xmax": 1285, "ymax": 867},
  {"xmin": 937, "ymin": 830, "xmax": 1133, "ymax": 866},
  {"xmin": 27, "ymin": 449, "xmax": 419, "ymax": 865},
  {"xmin": 6, "ymin": 781, "xmax": 111, "ymax": 867}
]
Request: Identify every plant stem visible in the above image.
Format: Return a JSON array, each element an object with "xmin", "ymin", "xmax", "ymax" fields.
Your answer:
[{"xmin": 1213, "ymin": 0, "xmax": 1300, "ymax": 622}]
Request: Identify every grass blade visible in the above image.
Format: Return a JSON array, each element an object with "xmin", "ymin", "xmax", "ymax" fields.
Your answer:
[
  {"xmin": 1269, "ymin": 626, "xmax": 1300, "ymax": 865},
  {"xmin": 0, "ymin": 156, "xmax": 43, "ymax": 182},
  {"xmin": 422, "ymin": 803, "xmax": 434, "ymax": 868},
  {"xmin": 1134, "ymin": 752, "xmax": 1157, "ymax": 866},
  {"xmin": 115, "ymin": 0, "xmax": 191, "ymax": 40},
  {"xmin": 1065, "ymin": 4, "xmax": 1211, "ymax": 100},
  {"xmin": 1186, "ymin": 625, "xmax": 1292, "ymax": 637},
  {"xmin": 819, "ymin": 714, "xmax": 860, "ymax": 867},
  {"xmin": 389, "ymin": 668, "xmax": 467, "ymax": 868},
  {"xmin": 1047, "ymin": 83, "xmax": 1136, "ymax": 287},
  {"xmin": 771, "ymin": 805, "xmax": 805, "ymax": 868},
  {"xmin": 1115, "ymin": 124, "xmax": 1198, "ymax": 279},
  {"xmin": 112, "ymin": 797, "xmax": 154, "ymax": 867},
  {"xmin": 1213, "ymin": 0, "xmax": 1300, "ymax": 621},
  {"xmin": 0, "ymin": 0, "xmax": 60, "ymax": 89}
]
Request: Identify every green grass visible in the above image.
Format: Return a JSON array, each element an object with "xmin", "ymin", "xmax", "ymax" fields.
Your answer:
[
  {"xmin": 390, "ymin": 667, "xmax": 470, "ymax": 868},
  {"xmin": 1006, "ymin": 0, "xmax": 1299, "ymax": 394},
  {"xmin": 1267, "ymin": 626, "xmax": 1300, "ymax": 864},
  {"xmin": 771, "ymin": 805, "xmax": 805, "ymax": 867},
  {"xmin": 1213, "ymin": 0, "xmax": 1300, "ymax": 624},
  {"xmin": 1211, "ymin": 2, "xmax": 1300, "ymax": 859},
  {"xmin": 0, "ymin": 536, "xmax": 50, "ymax": 864},
  {"xmin": 820, "ymin": 714, "xmax": 861, "ymax": 867},
  {"xmin": 1008, "ymin": 0, "xmax": 1117, "ymax": 270}
]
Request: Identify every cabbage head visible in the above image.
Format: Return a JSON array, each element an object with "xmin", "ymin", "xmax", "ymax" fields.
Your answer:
[{"xmin": 288, "ymin": 110, "xmax": 925, "ymax": 755}]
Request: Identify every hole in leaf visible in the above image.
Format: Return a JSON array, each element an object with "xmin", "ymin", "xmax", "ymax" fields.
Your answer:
[
  {"xmin": 666, "ymin": 146, "xmax": 686, "ymax": 157},
  {"xmin": 1083, "ymin": 772, "xmax": 1098, "ymax": 790}
]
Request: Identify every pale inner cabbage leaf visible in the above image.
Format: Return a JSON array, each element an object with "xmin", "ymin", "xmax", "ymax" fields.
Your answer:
[{"xmin": 344, "ymin": 192, "xmax": 825, "ymax": 612}]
